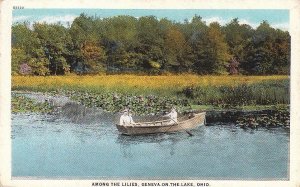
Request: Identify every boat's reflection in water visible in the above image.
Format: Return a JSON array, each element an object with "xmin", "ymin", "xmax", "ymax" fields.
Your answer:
[{"xmin": 116, "ymin": 130, "xmax": 199, "ymax": 158}]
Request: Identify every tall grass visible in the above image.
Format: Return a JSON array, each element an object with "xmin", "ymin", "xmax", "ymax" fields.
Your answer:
[
  {"xmin": 12, "ymin": 75, "xmax": 287, "ymax": 93},
  {"xmin": 182, "ymin": 79, "xmax": 289, "ymax": 106}
]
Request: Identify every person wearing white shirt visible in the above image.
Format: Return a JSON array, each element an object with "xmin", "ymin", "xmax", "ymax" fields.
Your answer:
[
  {"xmin": 119, "ymin": 109, "xmax": 135, "ymax": 126},
  {"xmin": 165, "ymin": 107, "xmax": 178, "ymax": 124}
]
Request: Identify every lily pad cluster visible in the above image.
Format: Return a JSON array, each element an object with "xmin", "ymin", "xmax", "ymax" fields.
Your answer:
[
  {"xmin": 12, "ymin": 95, "xmax": 54, "ymax": 114},
  {"xmin": 63, "ymin": 91, "xmax": 190, "ymax": 115},
  {"xmin": 236, "ymin": 109, "xmax": 290, "ymax": 129}
]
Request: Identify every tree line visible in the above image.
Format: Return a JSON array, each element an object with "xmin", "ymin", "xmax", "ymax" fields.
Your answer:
[{"xmin": 12, "ymin": 14, "xmax": 290, "ymax": 75}]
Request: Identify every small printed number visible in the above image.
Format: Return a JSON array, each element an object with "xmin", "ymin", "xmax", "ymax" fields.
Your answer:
[{"xmin": 13, "ymin": 6, "xmax": 24, "ymax": 9}]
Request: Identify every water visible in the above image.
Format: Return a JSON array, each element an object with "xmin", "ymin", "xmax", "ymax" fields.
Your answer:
[{"xmin": 12, "ymin": 114, "xmax": 289, "ymax": 179}]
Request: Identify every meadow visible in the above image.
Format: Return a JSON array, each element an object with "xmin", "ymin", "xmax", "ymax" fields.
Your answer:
[
  {"xmin": 12, "ymin": 75, "xmax": 289, "ymax": 115},
  {"xmin": 12, "ymin": 74, "xmax": 288, "ymax": 94}
]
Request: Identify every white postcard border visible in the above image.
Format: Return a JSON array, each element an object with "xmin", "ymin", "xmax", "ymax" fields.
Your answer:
[{"xmin": 1, "ymin": 0, "xmax": 300, "ymax": 187}]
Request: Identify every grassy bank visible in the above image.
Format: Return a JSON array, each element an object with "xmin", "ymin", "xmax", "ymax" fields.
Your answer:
[{"xmin": 12, "ymin": 75, "xmax": 289, "ymax": 115}]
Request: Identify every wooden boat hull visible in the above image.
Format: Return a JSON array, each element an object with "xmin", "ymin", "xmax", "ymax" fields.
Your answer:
[{"xmin": 116, "ymin": 112, "xmax": 206, "ymax": 135}]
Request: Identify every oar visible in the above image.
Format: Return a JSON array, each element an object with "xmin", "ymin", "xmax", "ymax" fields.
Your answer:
[
  {"xmin": 170, "ymin": 118, "xmax": 194, "ymax": 136},
  {"xmin": 185, "ymin": 129, "xmax": 194, "ymax": 136}
]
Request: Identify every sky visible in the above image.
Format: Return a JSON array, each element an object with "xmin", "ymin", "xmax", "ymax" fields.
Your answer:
[{"xmin": 12, "ymin": 9, "xmax": 289, "ymax": 31}]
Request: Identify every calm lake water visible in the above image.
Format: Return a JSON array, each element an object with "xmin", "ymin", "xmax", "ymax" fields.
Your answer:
[{"xmin": 12, "ymin": 114, "xmax": 289, "ymax": 179}]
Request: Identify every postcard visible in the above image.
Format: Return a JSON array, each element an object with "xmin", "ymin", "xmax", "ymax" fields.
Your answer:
[{"xmin": 0, "ymin": 0, "xmax": 300, "ymax": 187}]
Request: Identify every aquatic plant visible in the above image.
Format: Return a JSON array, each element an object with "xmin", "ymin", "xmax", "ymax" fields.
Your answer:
[
  {"xmin": 12, "ymin": 95, "xmax": 54, "ymax": 113},
  {"xmin": 62, "ymin": 91, "xmax": 189, "ymax": 115},
  {"xmin": 236, "ymin": 106, "xmax": 290, "ymax": 129}
]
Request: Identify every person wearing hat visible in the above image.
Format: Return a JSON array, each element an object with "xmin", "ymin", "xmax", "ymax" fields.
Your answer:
[
  {"xmin": 165, "ymin": 107, "xmax": 178, "ymax": 124},
  {"xmin": 119, "ymin": 108, "xmax": 135, "ymax": 126}
]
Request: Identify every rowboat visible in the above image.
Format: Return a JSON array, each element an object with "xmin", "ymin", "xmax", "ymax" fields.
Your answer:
[{"xmin": 116, "ymin": 112, "xmax": 206, "ymax": 135}]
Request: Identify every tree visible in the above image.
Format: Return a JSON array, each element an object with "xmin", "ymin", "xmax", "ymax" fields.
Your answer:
[
  {"xmin": 79, "ymin": 41, "xmax": 107, "ymax": 73},
  {"xmin": 34, "ymin": 23, "xmax": 72, "ymax": 75},
  {"xmin": 136, "ymin": 16, "xmax": 164, "ymax": 72},
  {"xmin": 102, "ymin": 16, "xmax": 138, "ymax": 47},
  {"xmin": 27, "ymin": 57, "xmax": 50, "ymax": 75},
  {"xmin": 179, "ymin": 15, "xmax": 207, "ymax": 41},
  {"xmin": 11, "ymin": 47, "xmax": 27, "ymax": 74},
  {"xmin": 228, "ymin": 57, "xmax": 240, "ymax": 75},
  {"xmin": 223, "ymin": 18, "xmax": 254, "ymax": 73},
  {"xmin": 271, "ymin": 30, "xmax": 290, "ymax": 74},
  {"xmin": 193, "ymin": 22, "xmax": 231, "ymax": 74},
  {"xmin": 163, "ymin": 26, "xmax": 192, "ymax": 72},
  {"xmin": 179, "ymin": 15, "xmax": 209, "ymax": 74},
  {"xmin": 12, "ymin": 23, "xmax": 50, "ymax": 75},
  {"xmin": 11, "ymin": 14, "xmax": 290, "ymax": 75},
  {"xmin": 242, "ymin": 21, "xmax": 290, "ymax": 75},
  {"xmin": 69, "ymin": 14, "xmax": 105, "ymax": 74},
  {"xmin": 100, "ymin": 16, "xmax": 140, "ymax": 72}
]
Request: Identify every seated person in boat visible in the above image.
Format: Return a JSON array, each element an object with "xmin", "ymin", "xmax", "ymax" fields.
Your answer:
[
  {"xmin": 119, "ymin": 109, "xmax": 135, "ymax": 126},
  {"xmin": 188, "ymin": 111, "xmax": 195, "ymax": 119},
  {"xmin": 165, "ymin": 107, "xmax": 178, "ymax": 124}
]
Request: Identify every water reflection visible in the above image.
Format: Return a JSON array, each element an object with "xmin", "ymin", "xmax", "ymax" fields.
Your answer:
[
  {"xmin": 116, "ymin": 132, "xmax": 192, "ymax": 157},
  {"xmin": 12, "ymin": 114, "xmax": 289, "ymax": 179},
  {"xmin": 58, "ymin": 102, "xmax": 116, "ymax": 124}
]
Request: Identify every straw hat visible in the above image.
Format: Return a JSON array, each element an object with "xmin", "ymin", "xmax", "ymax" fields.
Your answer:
[{"xmin": 123, "ymin": 108, "xmax": 129, "ymax": 113}]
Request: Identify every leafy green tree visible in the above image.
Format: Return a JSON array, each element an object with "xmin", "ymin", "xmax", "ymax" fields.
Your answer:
[
  {"xmin": 163, "ymin": 26, "xmax": 192, "ymax": 72},
  {"xmin": 33, "ymin": 23, "xmax": 72, "ymax": 75},
  {"xmin": 243, "ymin": 21, "xmax": 290, "ymax": 75},
  {"xmin": 27, "ymin": 57, "xmax": 50, "ymax": 75},
  {"xmin": 223, "ymin": 18, "xmax": 254, "ymax": 73},
  {"xmin": 193, "ymin": 22, "xmax": 231, "ymax": 74},
  {"xmin": 11, "ymin": 14, "xmax": 290, "ymax": 75},
  {"xmin": 12, "ymin": 23, "xmax": 40, "ymax": 54},
  {"xmin": 70, "ymin": 13, "xmax": 98, "ymax": 42},
  {"xmin": 102, "ymin": 16, "xmax": 138, "ymax": 46},
  {"xmin": 11, "ymin": 47, "xmax": 27, "ymax": 74},
  {"xmin": 179, "ymin": 15, "xmax": 209, "ymax": 73},
  {"xmin": 271, "ymin": 30, "xmax": 290, "ymax": 74},
  {"xmin": 69, "ymin": 14, "xmax": 107, "ymax": 74},
  {"xmin": 100, "ymin": 16, "xmax": 140, "ymax": 72},
  {"xmin": 136, "ymin": 16, "xmax": 164, "ymax": 72},
  {"xmin": 80, "ymin": 41, "xmax": 107, "ymax": 73},
  {"xmin": 12, "ymin": 23, "xmax": 50, "ymax": 75},
  {"xmin": 179, "ymin": 15, "xmax": 207, "ymax": 40}
]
